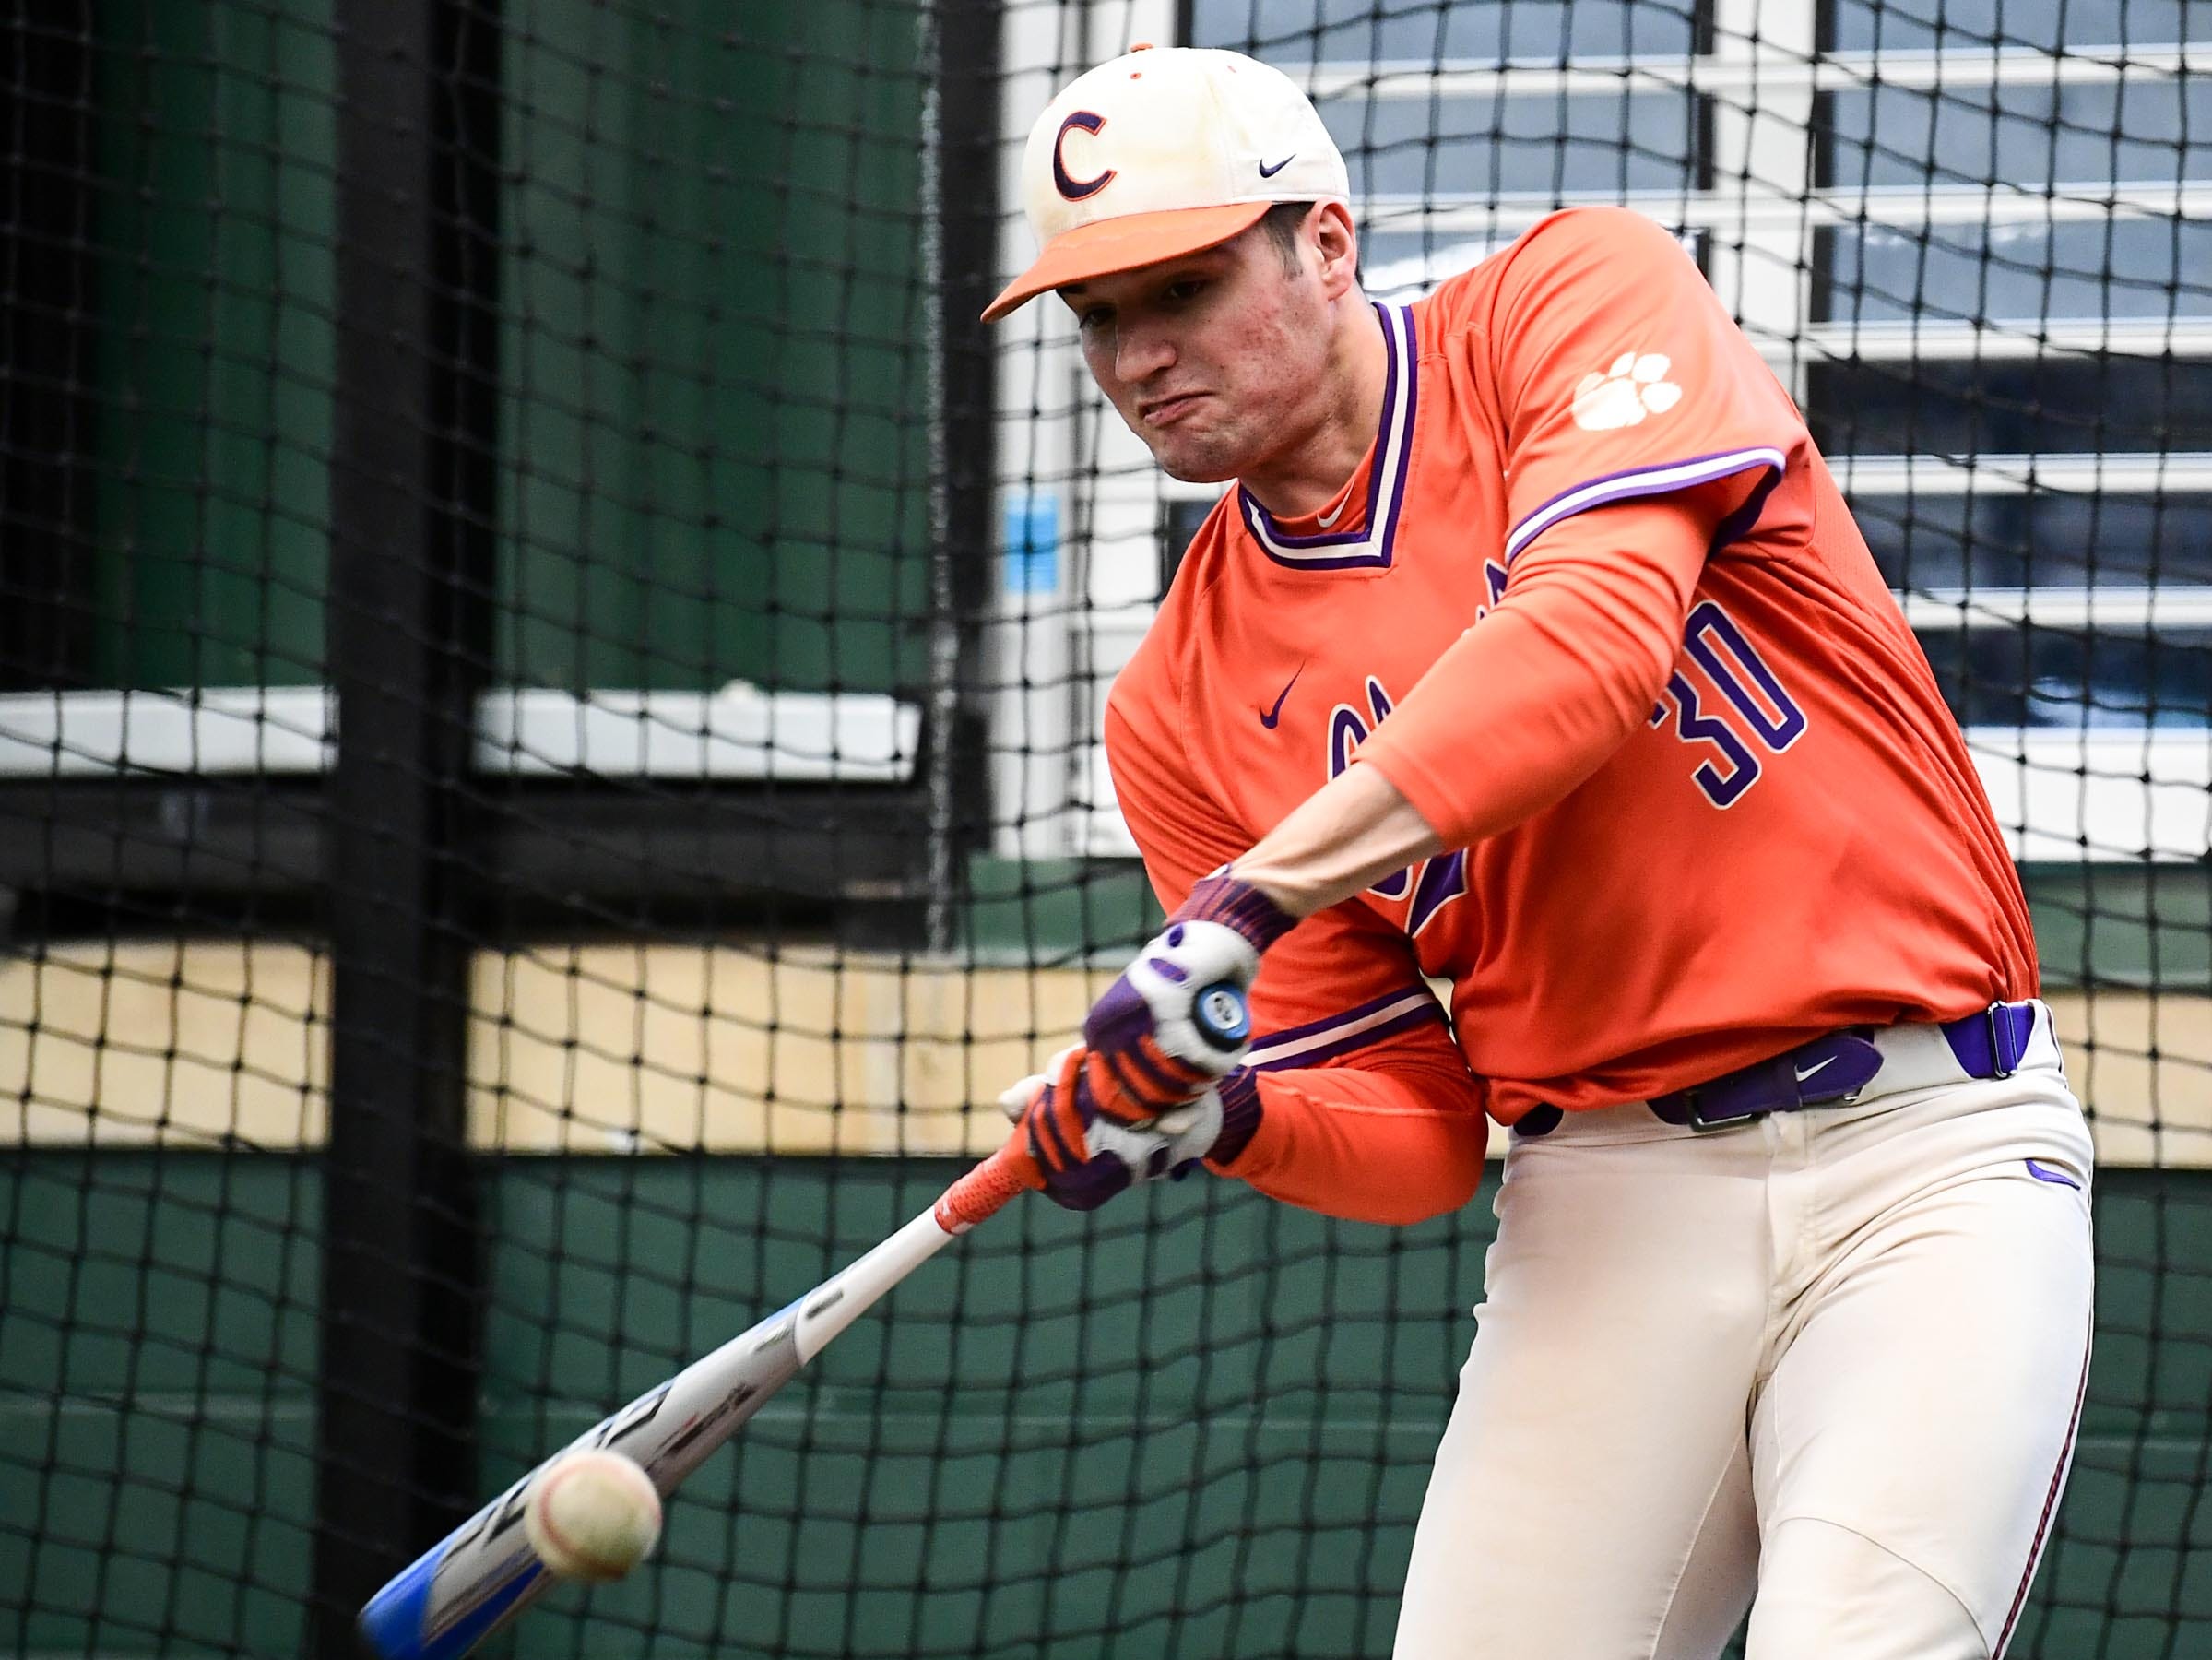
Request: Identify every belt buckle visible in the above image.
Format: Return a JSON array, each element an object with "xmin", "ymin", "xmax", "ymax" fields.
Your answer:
[
  {"xmin": 1984, "ymin": 1002, "xmax": 2018, "ymax": 1080},
  {"xmin": 1682, "ymin": 1091, "xmax": 1761, "ymax": 1134}
]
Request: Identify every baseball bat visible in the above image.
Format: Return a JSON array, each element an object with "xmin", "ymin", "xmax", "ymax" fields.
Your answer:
[
  {"xmin": 354, "ymin": 1141, "xmax": 1038, "ymax": 1660},
  {"xmin": 357, "ymin": 980, "xmax": 1248, "ymax": 1660}
]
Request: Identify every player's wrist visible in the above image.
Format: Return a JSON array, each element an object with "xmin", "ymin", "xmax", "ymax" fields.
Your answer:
[
  {"xmin": 1202, "ymin": 1068, "xmax": 1264, "ymax": 1168},
  {"xmin": 1077, "ymin": 876, "xmax": 1272, "ymax": 1121},
  {"xmin": 1171, "ymin": 870, "xmax": 1298, "ymax": 954}
]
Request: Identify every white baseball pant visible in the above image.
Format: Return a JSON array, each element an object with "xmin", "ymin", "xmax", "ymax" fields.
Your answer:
[{"xmin": 1393, "ymin": 1011, "xmax": 2094, "ymax": 1660}]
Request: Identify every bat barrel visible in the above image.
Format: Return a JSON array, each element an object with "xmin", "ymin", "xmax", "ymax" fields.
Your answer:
[{"xmin": 358, "ymin": 1539, "xmax": 550, "ymax": 1660}]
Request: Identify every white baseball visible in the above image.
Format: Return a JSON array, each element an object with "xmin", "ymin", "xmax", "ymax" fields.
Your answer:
[{"xmin": 523, "ymin": 1450, "xmax": 663, "ymax": 1582}]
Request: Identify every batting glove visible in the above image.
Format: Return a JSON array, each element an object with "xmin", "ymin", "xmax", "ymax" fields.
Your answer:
[
  {"xmin": 1080, "ymin": 871, "xmax": 1295, "ymax": 1129},
  {"xmin": 1002, "ymin": 1047, "xmax": 1260, "ymax": 1212}
]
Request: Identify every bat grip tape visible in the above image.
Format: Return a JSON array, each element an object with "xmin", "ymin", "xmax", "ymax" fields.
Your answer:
[{"xmin": 934, "ymin": 1139, "xmax": 1041, "ymax": 1233}]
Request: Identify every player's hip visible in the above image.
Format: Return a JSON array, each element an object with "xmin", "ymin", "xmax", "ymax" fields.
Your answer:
[{"xmin": 1508, "ymin": 996, "xmax": 2080, "ymax": 1151}]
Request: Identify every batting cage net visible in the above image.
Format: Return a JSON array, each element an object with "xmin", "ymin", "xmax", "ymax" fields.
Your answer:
[{"xmin": 2, "ymin": 0, "xmax": 2207, "ymax": 1655}]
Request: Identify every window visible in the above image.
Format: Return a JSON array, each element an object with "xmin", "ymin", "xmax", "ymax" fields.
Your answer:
[
  {"xmin": 1807, "ymin": 0, "xmax": 2212, "ymax": 860},
  {"xmin": 992, "ymin": 0, "xmax": 2210, "ymax": 861}
]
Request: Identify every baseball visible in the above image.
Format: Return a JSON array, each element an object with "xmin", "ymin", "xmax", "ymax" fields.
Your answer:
[{"xmin": 523, "ymin": 1449, "xmax": 663, "ymax": 1582}]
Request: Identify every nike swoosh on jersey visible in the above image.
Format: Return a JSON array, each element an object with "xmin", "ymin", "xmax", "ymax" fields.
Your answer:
[
  {"xmin": 1258, "ymin": 154, "xmax": 1296, "ymax": 178},
  {"xmin": 1259, "ymin": 665, "xmax": 1306, "ymax": 729}
]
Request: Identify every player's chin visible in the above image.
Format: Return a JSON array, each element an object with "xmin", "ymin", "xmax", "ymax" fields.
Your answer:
[{"xmin": 1144, "ymin": 431, "xmax": 1248, "ymax": 486}]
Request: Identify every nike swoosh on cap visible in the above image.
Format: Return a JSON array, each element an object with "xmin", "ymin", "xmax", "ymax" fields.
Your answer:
[
  {"xmin": 1258, "ymin": 154, "xmax": 1296, "ymax": 178},
  {"xmin": 1792, "ymin": 1057, "xmax": 1836, "ymax": 1083}
]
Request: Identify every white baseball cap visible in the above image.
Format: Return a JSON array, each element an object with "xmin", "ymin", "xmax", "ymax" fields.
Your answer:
[{"xmin": 982, "ymin": 45, "xmax": 1352, "ymax": 322}]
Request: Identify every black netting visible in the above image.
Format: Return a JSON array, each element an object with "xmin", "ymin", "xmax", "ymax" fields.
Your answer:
[{"xmin": 2, "ymin": 2, "xmax": 2206, "ymax": 1656}]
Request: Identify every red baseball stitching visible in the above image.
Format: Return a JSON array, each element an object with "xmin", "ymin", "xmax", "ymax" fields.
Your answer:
[{"xmin": 532, "ymin": 1459, "xmax": 647, "ymax": 1579}]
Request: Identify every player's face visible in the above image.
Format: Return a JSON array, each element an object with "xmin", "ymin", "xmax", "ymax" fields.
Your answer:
[{"xmin": 1060, "ymin": 218, "xmax": 1345, "ymax": 487}]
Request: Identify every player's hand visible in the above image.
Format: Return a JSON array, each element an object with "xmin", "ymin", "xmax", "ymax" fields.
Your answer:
[
  {"xmin": 1000, "ymin": 1047, "xmax": 1227, "ymax": 1212},
  {"xmin": 1080, "ymin": 871, "xmax": 1295, "ymax": 1128}
]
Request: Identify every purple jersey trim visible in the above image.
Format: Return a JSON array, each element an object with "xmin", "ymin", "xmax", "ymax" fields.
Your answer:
[
  {"xmin": 1503, "ymin": 447, "xmax": 1788, "ymax": 564},
  {"xmin": 1709, "ymin": 459, "xmax": 1784, "ymax": 555},
  {"xmin": 1246, "ymin": 987, "xmax": 1444, "ymax": 1071},
  {"xmin": 1241, "ymin": 303, "xmax": 1419, "ymax": 573}
]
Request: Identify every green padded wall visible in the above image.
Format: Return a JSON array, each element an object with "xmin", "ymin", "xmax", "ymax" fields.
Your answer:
[
  {"xmin": 2, "ymin": 1156, "xmax": 319, "ymax": 1656},
  {"xmin": 72, "ymin": 0, "xmax": 928, "ymax": 697},
  {"xmin": 6, "ymin": 1154, "xmax": 2205, "ymax": 1656},
  {"xmin": 497, "ymin": 0, "xmax": 929, "ymax": 695},
  {"xmin": 87, "ymin": 1, "xmax": 337, "ymax": 690}
]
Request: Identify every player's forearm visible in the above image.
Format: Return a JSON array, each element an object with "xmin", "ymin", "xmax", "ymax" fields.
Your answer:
[
  {"xmin": 1231, "ymin": 499, "xmax": 1714, "ymax": 916},
  {"xmin": 1230, "ymin": 761, "xmax": 1445, "ymax": 919},
  {"xmin": 1352, "ymin": 596, "xmax": 1665, "ymax": 850},
  {"xmin": 1209, "ymin": 1060, "xmax": 1488, "ymax": 1225},
  {"xmin": 1226, "ymin": 585, "xmax": 1670, "ymax": 919},
  {"xmin": 1350, "ymin": 496, "xmax": 1710, "ymax": 848}
]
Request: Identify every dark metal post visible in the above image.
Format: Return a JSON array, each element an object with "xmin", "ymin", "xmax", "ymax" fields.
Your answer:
[
  {"xmin": 1, "ymin": 1, "xmax": 96, "ymax": 692},
  {"xmin": 313, "ymin": 0, "xmax": 500, "ymax": 1649},
  {"xmin": 921, "ymin": 0, "xmax": 1000, "ymax": 948}
]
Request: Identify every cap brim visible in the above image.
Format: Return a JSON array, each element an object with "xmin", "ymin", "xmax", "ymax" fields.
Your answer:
[{"xmin": 981, "ymin": 201, "xmax": 1273, "ymax": 322}]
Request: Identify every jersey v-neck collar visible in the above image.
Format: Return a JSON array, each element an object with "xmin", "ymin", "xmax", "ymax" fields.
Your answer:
[{"xmin": 1237, "ymin": 301, "xmax": 1418, "ymax": 573}]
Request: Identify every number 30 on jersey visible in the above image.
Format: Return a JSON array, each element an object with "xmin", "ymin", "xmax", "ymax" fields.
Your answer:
[
  {"xmin": 1325, "ymin": 591, "xmax": 1808, "ymax": 943},
  {"xmin": 1648, "ymin": 599, "xmax": 1808, "ymax": 809}
]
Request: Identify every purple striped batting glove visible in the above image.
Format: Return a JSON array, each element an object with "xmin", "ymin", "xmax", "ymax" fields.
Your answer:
[
  {"xmin": 1000, "ymin": 1050, "xmax": 1263, "ymax": 1212},
  {"xmin": 1079, "ymin": 871, "xmax": 1295, "ymax": 1129}
]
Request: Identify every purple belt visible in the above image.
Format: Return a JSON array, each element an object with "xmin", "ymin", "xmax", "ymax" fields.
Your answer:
[{"xmin": 1516, "ymin": 1001, "xmax": 2040, "ymax": 1139}]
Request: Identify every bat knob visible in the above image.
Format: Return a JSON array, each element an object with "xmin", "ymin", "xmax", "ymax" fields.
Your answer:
[{"xmin": 1191, "ymin": 981, "xmax": 1250, "ymax": 1052}]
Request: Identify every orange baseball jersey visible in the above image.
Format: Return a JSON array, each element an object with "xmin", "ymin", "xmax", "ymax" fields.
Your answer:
[{"xmin": 1106, "ymin": 207, "xmax": 2037, "ymax": 1219}]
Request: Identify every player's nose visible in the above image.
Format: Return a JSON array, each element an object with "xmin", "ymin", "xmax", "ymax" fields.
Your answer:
[{"xmin": 1113, "ymin": 318, "xmax": 1177, "ymax": 383}]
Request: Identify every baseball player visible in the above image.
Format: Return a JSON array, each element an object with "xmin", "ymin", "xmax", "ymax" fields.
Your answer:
[{"xmin": 985, "ymin": 44, "xmax": 2094, "ymax": 1660}]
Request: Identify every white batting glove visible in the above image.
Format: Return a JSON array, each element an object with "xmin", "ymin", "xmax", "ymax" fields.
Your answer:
[
  {"xmin": 1079, "ymin": 872, "xmax": 1294, "ymax": 1128},
  {"xmin": 999, "ymin": 1053, "xmax": 1225, "ymax": 1212}
]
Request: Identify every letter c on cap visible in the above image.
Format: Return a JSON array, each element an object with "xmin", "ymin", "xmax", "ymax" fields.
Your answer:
[{"xmin": 1053, "ymin": 112, "xmax": 1116, "ymax": 201}]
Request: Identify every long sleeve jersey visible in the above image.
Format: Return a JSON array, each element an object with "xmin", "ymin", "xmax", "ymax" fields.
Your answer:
[{"xmin": 1104, "ymin": 207, "xmax": 2036, "ymax": 1225}]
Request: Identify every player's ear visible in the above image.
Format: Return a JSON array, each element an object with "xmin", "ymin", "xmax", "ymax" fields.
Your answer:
[{"xmin": 1314, "ymin": 202, "xmax": 1361, "ymax": 302}]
